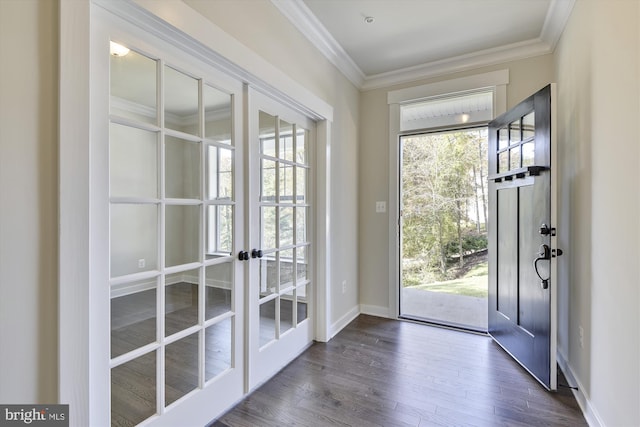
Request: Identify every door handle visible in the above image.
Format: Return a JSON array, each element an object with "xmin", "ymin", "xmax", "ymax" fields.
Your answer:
[
  {"xmin": 251, "ymin": 249, "xmax": 263, "ymax": 259},
  {"xmin": 238, "ymin": 250, "xmax": 249, "ymax": 261},
  {"xmin": 534, "ymin": 244, "xmax": 551, "ymax": 289}
]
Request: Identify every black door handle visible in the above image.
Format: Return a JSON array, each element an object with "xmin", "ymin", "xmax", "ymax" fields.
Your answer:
[
  {"xmin": 251, "ymin": 249, "xmax": 263, "ymax": 259},
  {"xmin": 534, "ymin": 244, "xmax": 551, "ymax": 289},
  {"xmin": 238, "ymin": 250, "xmax": 249, "ymax": 261}
]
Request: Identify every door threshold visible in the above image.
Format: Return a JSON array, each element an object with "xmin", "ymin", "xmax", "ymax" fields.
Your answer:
[{"xmin": 398, "ymin": 315, "xmax": 488, "ymax": 336}]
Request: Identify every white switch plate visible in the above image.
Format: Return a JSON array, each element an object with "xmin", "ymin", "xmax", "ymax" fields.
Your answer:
[{"xmin": 375, "ymin": 201, "xmax": 387, "ymax": 213}]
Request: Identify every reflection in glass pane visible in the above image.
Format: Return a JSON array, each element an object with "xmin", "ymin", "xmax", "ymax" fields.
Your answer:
[
  {"xmin": 281, "ymin": 289, "xmax": 294, "ymax": 335},
  {"xmin": 259, "ymin": 299, "xmax": 276, "ymax": 347},
  {"xmin": 279, "ymin": 207, "xmax": 294, "ymax": 247},
  {"xmin": 498, "ymin": 128, "xmax": 508, "ymax": 150},
  {"xmin": 296, "ymin": 246, "xmax": 308, "ymax": 283},
  {"xmin": 522, "ymin": 142, "xmax": 535, "ymax": 167},
  {"xmin": 296, "ymin": 207, "xmax": 307, "ymax": 244},
  {"xmin": 296, "ymin": 167, "xmax": 307, "ymax": 204},
  {"xmin": 261, "ymin": 159, "xmax": 276, "ymax": 202},
  {"xmin": 111, "ymin": 351, "xmax": 156, "ymax": 426},
  {"xmin": 279, "ymin": 119, "xmax": 294, "ymax": 162},
  {"xmin": 522, "ymin": 112, "xmax": 535, "ymax": 140},
  {"xmin": 259, "ymin": 256, "xmax": 277, "ymax": 298},
  {"xmin": 165, "ymin": 332, "xmax": 198, "ymax": 406},
  {"xmin": 111, "ymin": 203, "xmax": 158, "ymax": 277},
  {"xmin": 206, "ymin": 205, "xmax": 233, "ymax": 258},
  {"xmin": 297, "ymin": 284, "xmax": 308, "ymax": 325},
  {"xmin": 165, "ymin": 269, "xmax": 199, "ymax": 337},
  {"xmin": 205, "ymin": 317, "xmax": 232, "ymax": 381},
  {"xmin": 498, "ymin": 151, "xmax": 509, "ymax": 173},
  {"xmin": 510, "ymin": 146, "xmax": 521, "ymax": 170},
  {"xmin": 204, "ymin": 85, "xmax": 232, "ymax": 143},
  {"xmin": 111, "ymin": 280, "xmax": 157, "ymax": 358},
  {"xmin": 165, "ymin": 136, "xmax": 200, "ymax": 199},
  {"xmin": 259, "ymin": 111, "xmax": 276, "ymax": 157},
  {"xmin": 110, "ymin": 124, "xmax": 158, "ymax": 198},
  {"xmin": 205, "ymin": 262, "xmax": 232, "ymax": 320},
  {"xmin": 279, "ymin": 163, "xmax": 294, "ymax": 203},
  {"xmin": 110, "ymin": 46, "xmax": 157, "ymax": 125},
  {"xmin": 164, "ymin": 65, "xmax": 199, "ymax": 134},
  {"xmin": 261, "ymin": 207, "xmax": 277, "ymax": 250},
  {"xmin": 206, "ymin": 146, "xmax": 233, "ymax": 200},
  {"xmin": 296, "ymin": 128, "xmax": 308, "ymax": 164},
  {"xmin": 166, "ymin": 205, "xmax": 199, "ymax": 267},
  {"xmin": 279, "ymin": 249, "xmax": 294, "ymax": 289},
  {"xmin": 509, "ymin": 120, "xmax": 521, "ymax": 144}
]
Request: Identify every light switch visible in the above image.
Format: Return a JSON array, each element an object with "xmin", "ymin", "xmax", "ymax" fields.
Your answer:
[{"xmin": 375, "ymin": 201, "xmax": 387, "ymax": 213}]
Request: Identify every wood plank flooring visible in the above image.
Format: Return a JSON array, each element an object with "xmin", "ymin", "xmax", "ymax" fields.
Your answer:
[{"xmin": 211, "ymin": 315, "xmax": 586, "ymax": 427}]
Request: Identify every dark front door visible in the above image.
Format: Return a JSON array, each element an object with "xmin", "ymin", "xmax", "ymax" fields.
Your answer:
[{"xmin": 488, "ymin": 84, "xmax": 558, "ymax": 390}]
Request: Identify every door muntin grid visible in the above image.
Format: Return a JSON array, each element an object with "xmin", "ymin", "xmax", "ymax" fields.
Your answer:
[
  {"xmin": 258, "ymin": 111, "xmax": 311, "ymax": 348},
  {"xmin": 109, "ymin": 41, "xmax": 238, "ymax": 424}
]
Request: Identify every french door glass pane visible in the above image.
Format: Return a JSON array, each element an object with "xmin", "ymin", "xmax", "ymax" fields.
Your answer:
[
  {"xmin": 165, "ymin": 205, "xmax": 200, "ymax": 267},
  {"xmin": 261, "ymin": 206, "xmax": 277, "ymax": 250},
  {"xmin": 165, "ymin": 332, "xmax": 199, "ymax": 406},
  {"xmin": 295, "ymin": 167, "xmax": 307, "ymax": 204},
  {"xmin": 206, "ymin": 205, "xmax": 233, "ymax": 258},
  {"xmin": 279, "ymin": 248, "xmax": 294, "ymax": 289},
  {"xmin": 296, "ymin": 128, "xmax": 308, "ymax": 164},
  {"xmin": 279, "ymin": 207, "xmax": 294, "ymax": 247},
  {"xmin": 296, "ymin": 284, "xmax": 308, "ymax": 324},
  {"xmin": 206, "ymin": 146, "xmax": 233, "ymax": 200},
  {"xmin": 296, "ymin": 245, "xmax": 308, "ymax": 283},
  {"xmin": 165, "ymin": 268, "xmax": 199, "ymax": 337},
  {"xmin": 259, "ymin": 112, "xmax": 276, "ymax": 157},
  {"xmin": 205, "ymin": 261, "xmax": 233, "ymax": 320},
  {"xmin": 260, "ymin": 159, "xmax": 276, "ymax": 202},
  {"xmin": 279, "ymin": 119, "xmax": 294, "ymax": 162},
  {"xmin": 279, "ymin": 163, "xmax": 294, "ymax": 202},
  {"xmin": 259, "ymin": 299, "xmax": 276, "ymax": 347},
  {"xmin": 111, "ymin": 279, "xmax": 157, "ymax": 358},
  {"xmin": 204, "ymin": 85, "xmax": 232, "ymax": 143},
  {"xmin": 110, "ymin": 203, "xmax": 158, "ymax": 277},
  {"xmin": 111, "ymin": 351, "xmax": 157, "ymax": 426},
  {"xmin": 280, "ymin": 289, "xmax": 294, "ymax": 334},
  {"xmin": 295, "ymin": 207, "xmax": 307, "ymax": 244},
  {"xmin": 110, "ymin": 123, "xmax": 158, "ymax": 198},
  {"xmin": 110, "ymin": 47, "xmax": 157, "ymax": 125},
  {"xmin": 205, "ymin": 318, "xmax": 232, "ymax": 381},
  {"xmin": 259, "ymin": 257, "xmax": 277, "ymax": 298},
  {"xmin": 165, "ymin": 136, "xmax": 200, "ymax": 199},
  {"xmin": 164, "ymin": 65, "xmax": 199, "ymax": 135}
]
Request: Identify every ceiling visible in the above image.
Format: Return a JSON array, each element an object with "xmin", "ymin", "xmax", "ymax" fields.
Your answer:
[{"xmin": 273, "ymin": 0, "xmax": 575, "ymax": 90}]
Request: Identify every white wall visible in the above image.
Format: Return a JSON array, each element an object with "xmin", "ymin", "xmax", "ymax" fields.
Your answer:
[
  {"xmin": 0, "ymin": 0, "xmax": 58, "ymax": 403},
  {"xmin": 555, "ymin": 1, "xmax": 640, "ymax": 425},
  {"xmin": 358, "ymin": 55, "xmax": 555, "ymax": 313},
  {"xmin": 184, "ymin": 0, "xmax": 361, "ymax": 330}
]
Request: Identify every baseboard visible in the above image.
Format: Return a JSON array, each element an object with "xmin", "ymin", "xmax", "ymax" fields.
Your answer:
[
  {"xmin": 329, "ymin": 305, "xmax": 360, "ymax": 339},
  {"xmin": 359, "ymin": 304, "xmax": 390, "ymax": 318},
  {"xmin": 557, "ymin": 351, "xmax": 604, "ymax": 427}
]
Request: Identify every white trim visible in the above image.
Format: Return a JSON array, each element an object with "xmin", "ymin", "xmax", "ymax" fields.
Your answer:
[
  {"xmin": 557, "ymin": 352, "xmax": 604, "ymax": 427},
  {"xmin": 123, "ymin": 0, "xmax": 334, "ymax": 122},
  {"xmin": 272, "ymin": 0, "xmax": 575, "ymax": 91},
  {"xmin": 329, "ymin": 305, "xmax": 360, "ymax": 339},
  {"xmin": 359, "ymin": 304, "xmax": 390, "ymax": 319},
  {"xmin": 269, "ymin": 0, "xmax": 365, "ymax": 88},
  {"xmin": 314, "ymin": 120, "xmax": 331, "ymax": 342},
  {"xmin": 387, "ymin": 72, "xmax": 508, "ymax": 321}
]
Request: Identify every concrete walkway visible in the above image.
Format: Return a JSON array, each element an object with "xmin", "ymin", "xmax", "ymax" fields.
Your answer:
[{"xmin": 401, "ymin": 287, "xmax": 488, "ymax": 330}]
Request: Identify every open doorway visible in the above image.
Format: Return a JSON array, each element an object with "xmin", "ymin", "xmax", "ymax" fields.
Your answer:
[{"xmin": 399, "ymin": 127, "xmax": 488, "ymax": 331}]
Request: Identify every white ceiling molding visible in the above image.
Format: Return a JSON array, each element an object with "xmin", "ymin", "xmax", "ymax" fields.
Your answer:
[
  {"xmin": 270, "ymin": 0, "xmax": 365, "ymax": 88},
  {"xmin": 274, "ymin": 0, "xmax": 575, "ymax": 92}
]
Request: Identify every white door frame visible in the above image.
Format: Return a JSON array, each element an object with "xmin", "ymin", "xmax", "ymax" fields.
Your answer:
[
  {"xmin": 59, "ymin": 1, "xmax": 333, "ymax": 425},
  {"xmin": 386, "ymin": 70, "xmax": 509, "ymax": 319}
]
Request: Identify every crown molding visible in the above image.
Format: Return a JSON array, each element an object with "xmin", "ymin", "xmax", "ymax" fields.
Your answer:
[
  {"xmin": 273, "ymin": 0, "xmax": 575, "ymax": 92},
  {"xmin": 269, "ymin": 0, "xmax": 365, "ymax": 88}
]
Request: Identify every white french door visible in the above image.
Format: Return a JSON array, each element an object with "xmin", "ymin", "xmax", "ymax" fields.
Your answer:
[
  {"xmin": 100, "ymin": 12, "xmax": 246, "ymax": 426},
  {"xmin": 246, "ymin": 90, "xmax": 316, "ymax": 390}
]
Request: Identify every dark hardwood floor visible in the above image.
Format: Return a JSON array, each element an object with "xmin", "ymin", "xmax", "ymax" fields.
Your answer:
[{"xmin": 211, "ymin": 315, "xmax": 586, "ymax": 427}]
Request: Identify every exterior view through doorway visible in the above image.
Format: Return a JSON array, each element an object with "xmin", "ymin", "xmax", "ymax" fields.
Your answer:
[{"xmin": 399, "ymin": 127, "xmax": 489, "ymax": 331}]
